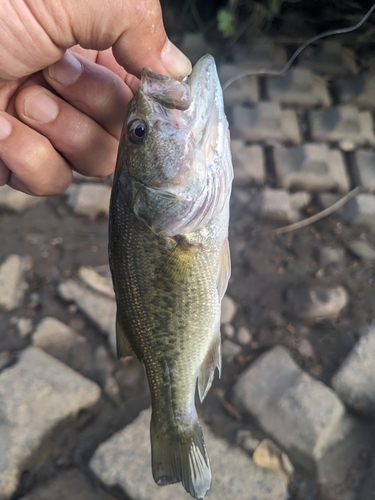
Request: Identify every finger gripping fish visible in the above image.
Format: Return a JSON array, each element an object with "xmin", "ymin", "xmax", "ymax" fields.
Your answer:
[{"xmin": 109, "ymin": 55, "xmax": 233, "ymax": 499}]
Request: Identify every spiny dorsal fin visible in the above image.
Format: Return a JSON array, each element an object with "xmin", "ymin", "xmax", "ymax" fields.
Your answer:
[
  {"xmin": 116, "ymin": 312, "xmax": 136, "ymax": 358},
  {"xmin": 217, "ymin": 238, "xmax": 231, "ymax": 301},
  {"xmin": 197, "ymin": 331, "xmax": 222, "ymax": 402}
]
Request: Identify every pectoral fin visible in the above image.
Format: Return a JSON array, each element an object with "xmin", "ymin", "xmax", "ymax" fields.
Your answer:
[
  {"xmin": 116, "ymin": 312, "xmax": 135, "ymax": 358},
  {"xmin": 197, "ymin": 331, "xmax": 222, "ymax": 402},
  {"xmin": 217, "ymin": 238, "xmax": 231, "ymax": 301}
]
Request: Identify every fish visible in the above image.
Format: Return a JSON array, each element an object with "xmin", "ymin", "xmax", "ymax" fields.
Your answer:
[{"xmin": 108, "ymin": 54, "xmax": 233, "ymax": 499}]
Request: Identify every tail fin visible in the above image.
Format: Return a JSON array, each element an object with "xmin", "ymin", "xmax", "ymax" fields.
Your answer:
[{"xmin": 150, "ymin": 413, "xmax": 211, "ymax": 499}]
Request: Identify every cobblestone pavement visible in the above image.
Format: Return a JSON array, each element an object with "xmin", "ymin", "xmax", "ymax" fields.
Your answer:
[{"xmin": 1, "ymin": 32, "xmax": 375, "ymax": 500}]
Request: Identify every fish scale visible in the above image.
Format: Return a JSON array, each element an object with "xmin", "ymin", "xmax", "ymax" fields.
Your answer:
[{"xmin": 109, "ymin": 55, "xmax": 233, "ymax": 499}]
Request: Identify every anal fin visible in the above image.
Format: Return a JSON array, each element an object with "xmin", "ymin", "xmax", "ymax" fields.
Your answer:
[
  {"xmin": 197, "ymin": 332, "xmax": 222, "ymax": 402},
  {"xmin": 116, "ymin": 312, "xmax": 135, "ymax": 358}
]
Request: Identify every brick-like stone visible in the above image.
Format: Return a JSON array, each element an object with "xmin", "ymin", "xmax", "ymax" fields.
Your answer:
[
  {"xmin": 0, "ymin": 254, "xmax": 31, "ymax": 312},
  {"xmin": 255, "ymin": 188, "xmax": 311, "ymax": 223},
  {"xmin": 233, "ymin": 102, "xmax": 301, "ymax": 144},
  {"xmin": 0, "ymin": 185, "xmax": 43, "ymax": 213},
  {"xmin": 219, "ymin": 64, "xmax": 259, "ymax": 106},
  {"xmin": 0, "ymin": 347, "xmax": 101, "ymax": 500},
  {"xmin": 89, "ymin": 408, "xmax": 287, "ymax": 500},
  {"xmin": 231, "ymin": 140, "xmax": 265, "ymax": 185},
  {"xmin": 233, "ymin": 39, "xmax": 287, "ymax": 71},
  {"xmin": 58, "ymin": 280, "xmax": 116, "ymax": 354},
  {"xmin": 233, "ymin": 346, "xmax": 346, "ymax": 473},
  {"xmin": 266, "ymin": 68, "xmax": 331, "ymax": 107},
  {"xmin": 353, "ymin": 149, "xmax": 375, "ymax": 191},
  {"xmin": 274, "ymin": 143, "xmax": 349, "ymax": 193},
  {"xmin": 347, "ymin": 240, "xmax": 375, "ymax": 261},
  {"xmin": 335, "ymin": 72, "xmax": 375, "ymax": 108},
  {"xmin": 331, "ymin": 326, "xmax": 375, "ymax": 416},
  {"xmin": 309, "ymin": 105, "xmax": 375, "ymax": 146},
  {"xmin": 19, "ymin": 469, "xmax": 115, "ymax": 500},
  {"xmin": 341, "ymin": 194, "xmax": 375, "ymax": 229},
  {"xmin": 65, "ymin": 184, "xmax": 111, "ymax": 219},
  {"xmin": 299, "ymin": 41, "xmax": 357, "ymax": 77}
]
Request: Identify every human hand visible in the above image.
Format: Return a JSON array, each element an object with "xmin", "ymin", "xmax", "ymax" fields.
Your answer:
[{"xmin": 0, "ymin": 0, "xmax": 191, "ymax": 196}]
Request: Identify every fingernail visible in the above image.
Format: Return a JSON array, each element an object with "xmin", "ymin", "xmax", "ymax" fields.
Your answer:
[
  {"xmin": 24, "ymin": 92, "xmax": 59, "ymax": 123},
  {"xmin": 0, "ymin": 116, "xmax": 12, "ymax": 140},
  {"xmin": 161, "ymin": 40, "xmax": 192, "ymax": 80},
  {"xmin": 48, "ymin": 50, "xmax": 83, "ymax": 85}
]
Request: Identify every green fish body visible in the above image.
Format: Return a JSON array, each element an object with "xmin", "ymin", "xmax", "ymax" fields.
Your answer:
[{"xmin": 109, "ymin": 55, "xmax": 233, "ymax": 499}]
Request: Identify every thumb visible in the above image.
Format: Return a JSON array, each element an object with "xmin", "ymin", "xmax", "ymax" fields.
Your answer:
[{"xmin": 0, "ymin": 0, "xmax": 191, "ymax": 80}]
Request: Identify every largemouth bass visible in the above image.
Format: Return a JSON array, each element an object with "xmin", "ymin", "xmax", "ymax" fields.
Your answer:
[{"xmin": 109, "ymin": 55, "xmax": 233, "ymax": 499}]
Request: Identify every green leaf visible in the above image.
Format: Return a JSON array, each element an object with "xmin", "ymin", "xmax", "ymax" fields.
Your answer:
[{"xmin": 217, "ymin": 8, "xmax": 236, "ymax": 38}]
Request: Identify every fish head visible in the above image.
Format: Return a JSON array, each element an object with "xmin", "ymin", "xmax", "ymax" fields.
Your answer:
[{"xmin": 115, "ymin": 55, "xmax": 233, "ymax": 237}]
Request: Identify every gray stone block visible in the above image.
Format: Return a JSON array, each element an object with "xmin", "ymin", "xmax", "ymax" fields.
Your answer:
[
  {"xmin": 0, "ymin": 185, "xmax": 43, "ymax": 213},
  {"xmin": 341, "ymin": 194, "xmax": 375, "ymax": 229},
  {"xmin": 233, "ymin": 39, "xmax": 287, "ymax": 71},
  {"xmin": 266, "ymin": 68, "xmax": 331, "ymax": 107},
  {"xmin": 0, "ymin": 254, "xmax": 32, "ymax": 312},
  {"xmin": 19, "ymin": 469, "xmax": 114, "ymax": 500},
  {"xmin": 273, "ymin": 143, "xmax": 349, "ymax": 192},
  {"xmin": 255, "ymin": 188, "xmax": 311, "ymax": 223},
  {"xmin": 65, "ymin": 184, "xmax": 111, "ymax": 219},
  {"xmin": 231, "ymin": 140, "xmax": 265, "ymax": 185},
  {"xmin": 336, "ymin": 72, "xmax": 375, "ymax": 108},
  {"xmin": 0, "ymin": 347, "xmax": 101, "ymax": 500},
  {"xmin": 233, "ymin": 346, "xmax": 346, "ymax": 473},
  {"xmin": 219, "ymin": 64, "xmax": 259, "ymax": 106},
  {"xmin": 299, "ymin": 41, "xmax": 357, "ymax": 77},
  {"xmin": 353, "ymin": 149, "xmax": 375, "ymax": 191},
  {"xmin": 309, "ymin": 105, "xmax": 375, "ymax": 147},
  {"xmin": 89, "ymin": 408, "xmax": 287, "ymax": 500},
  {"xmin": 233, "ymin": 102, "xmax": 301, "ymax": 144},
  {"xmin": 331, "ymin": 326, "xmax": 375, "ymax": 416},
  {"xmin": 346, "ymin": 240, "xmax": 375, "ymax": 261},
  {"xmin": 58, "ymin": 280, "xmax": 116, "ymax": 354}
]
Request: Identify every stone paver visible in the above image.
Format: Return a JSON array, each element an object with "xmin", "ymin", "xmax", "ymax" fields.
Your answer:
[
  {"xmin": 65, "ymin": 184, "xmax": 111, "ymax": 219},
  {"xmin": 233, "ymin": 346, "xmax": 346, "ymax": 473},
  {"xmin": 58, "ymin": 280, "xmax": 116, "ymax": 354},
  {"xmin": 335, "ymin": 72, "xmax": 375, "ymax": 108},
  {"xmin": 19, "ymin": 469, "xmax": 115, "ymax": 500},
  {"xmin": 219, "ymin": 64, "xmax": 259, "ymax": 106},
  {"xmin": 299, "ymin": 41, "xmax": 357, "ymax": 77},
  {"xmin": 0, "ymin": 347, "xmax": 101, "ymax": 500},
  {"xmin": 255, "ymin": 189, "xmax": 311, "ymax": 223},
  {"xmin": 0, "ymin": 254, "xmax": 31, "ymax": 312},
  {"xmin": 231, "ymin": 140, "xmax": 265, "ymax": 185},
  {"xmin": 233, "ymin": 102, "xmax": 301, "ymax": 144},
  {"xmin": 341, "ymin": 194, "xmax": 375, "ymax": 229},
  {"xmin": 285, "ymin": 284, "xmax": 348, "ymax": 321},
  {"xmin": 89, "ymin": 408, "xmax": 287, "ymax": 500},
  {"xmin": 266, "ymin": 68, "xmax": 331, "ymax": 107},
  {"xmin": 0, "ymin": 185, "xmax": 43, "ymax": 213},
  {"xmin": 331, "ymin": 326, "xmax": 375, "ymax": 417},
  {"xmin": 273, "ymin": 143, "xmax": 349, "ymax": 192},
  {"xmin": 352, "ymin": 149, "xmax": 375, "ymax": 191},
  {"xmin": 233, "ymin": 39, "xmax": 287, "ymax": 71},
  {"xmin": 309, "ymin": 105, "xmax": 375, "ymax": 146}
]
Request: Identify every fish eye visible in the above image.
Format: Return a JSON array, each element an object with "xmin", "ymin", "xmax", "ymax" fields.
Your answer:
[{"xmin": 128, "ymin": 119, "xmax": 147, "ymax": 145}]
